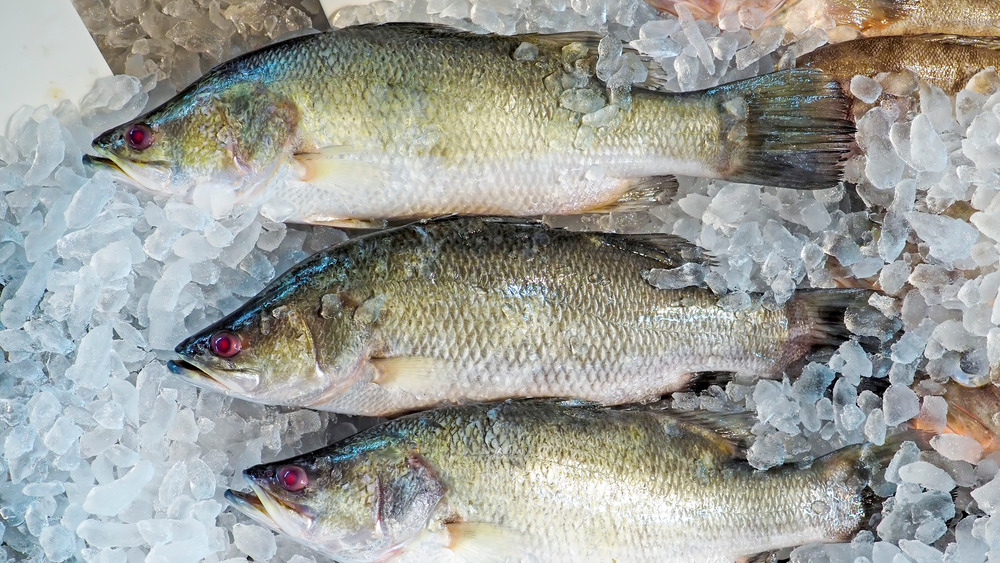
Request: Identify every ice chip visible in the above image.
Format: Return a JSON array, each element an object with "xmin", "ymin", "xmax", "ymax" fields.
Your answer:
[
  {"xmin": 642, "ymin": 263, "xmax": 707, "ymax": 289},
  {"xmin": 899, "ymin": 461, "xmax": 956, "ymax": 492},
  {"xmin": 930, "ymin": 433, "xmax": 983, "ymax": 464},
  {"xmin": 906, "ymin": 212, "xmax": 979, "ymax": 264},
  {"xmin": 65, "ymin": 324, "xmax": 114, "ymax": 390},
  {"xmin": 883, "ymin": 384, "xmax": 921, "ymax": 426},
  {"xmin": 849, "ymin": 75, "xmax": 882, "ymax": 104},
  {"xmin": 25, "ymin": 116, "xmax": 65, "ymax": 185},
  {"xmin": 83, "ymin": 460, "xmax": 155, "ymax": 516},
  {"xmin": 233, "ymin": 523, "xmax": 278, "ymax": 560}
]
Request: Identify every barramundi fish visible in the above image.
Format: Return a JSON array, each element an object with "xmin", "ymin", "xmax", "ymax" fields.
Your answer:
[
  {"xmin": 86, "ymin": 23, "xmax": 853, "ymax": 227},
  {"xmin": 167, "ymin": 217, "xmax": 882, "ymax": 416},
  {"xmin": 799, "ymin": 34, "xmax": 1000, "ymax": 96},
  {"xmin": 651, "ymin": 0, "xmax": 1000, "ymax": 39},
  {"xmin": 226, "ymin": 399, "xmax": 888, "ymax": 562}
]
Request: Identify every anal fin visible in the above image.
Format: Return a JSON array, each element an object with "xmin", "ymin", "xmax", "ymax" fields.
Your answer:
[{"xmin": 582, "ymin": 176, "xmax": 678, "ymax": 214}]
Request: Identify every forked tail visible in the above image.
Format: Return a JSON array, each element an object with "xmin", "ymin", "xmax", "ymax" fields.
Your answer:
[{"xmin": 707, "ymin": 68, "xmax": 855, "ymax": 190}]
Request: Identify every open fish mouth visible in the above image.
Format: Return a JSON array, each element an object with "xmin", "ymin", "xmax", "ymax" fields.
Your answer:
[
  {"xmin": 167, "ymin": 359, "xmax": 229, "ymax": 392},
  {"xmin": 226, "ymin": 484, "xmax": 315, "ymax": 532},
  {"xmin": 83, "ymin": 154, "xmax": 125, "ymax": 174},
  {"xmin": 225, "ymin": 489, "xmax": 279, "ymax": 528}
]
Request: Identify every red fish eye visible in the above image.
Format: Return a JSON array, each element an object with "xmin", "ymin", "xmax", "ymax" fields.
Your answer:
[
  {"xmin": 278, "ymin": 465, "xmax": 308, "ymax": 492},
  {"xmin": 126, "ymin": 123, "xmax": 153, "ymax": 151},
  {"xmin": 209, "ymin": 331, "xmax": 241, "ymax": 358}
]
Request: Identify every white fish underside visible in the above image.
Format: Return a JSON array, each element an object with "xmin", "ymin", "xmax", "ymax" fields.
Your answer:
[{"xmin": 271, "ymin": 152, "xmax": 714, "ymax": 223}]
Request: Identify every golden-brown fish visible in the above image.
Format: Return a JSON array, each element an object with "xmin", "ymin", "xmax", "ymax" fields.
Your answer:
[{"xmin": 799, "ymin": 34, "xmax": 1000, "ymax": 95}]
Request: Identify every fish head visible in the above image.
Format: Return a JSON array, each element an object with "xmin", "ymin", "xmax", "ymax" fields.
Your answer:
[
  {"xmin": 228, "ymin": 436, "xmax": 445, "ymax": 560},
  {"xmin": 88, "ymin": 77, "xmax": 299, "ymax": 199},
  {"xmin": 169, "ymin": 300, "xmax": 343, "ymax": 407}
]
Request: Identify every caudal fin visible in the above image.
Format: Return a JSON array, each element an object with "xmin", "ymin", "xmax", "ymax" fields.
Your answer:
[
  {"xmin": 782, "ymin": 288, "xmax": 900, "ymax": 368},
  {"xmin": 708, "ymin": 68, "xmax": 854, "ymax": 190}
]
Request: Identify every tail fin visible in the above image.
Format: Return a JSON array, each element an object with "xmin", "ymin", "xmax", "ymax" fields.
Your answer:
[
  {"xmin": 785, "ymin": 288, "xmax": 869, "ymax": 354},
  {"xmin": 707, "ymin": 68, "xmax": 855, "ymax": 190},
  {"xmin": 781, "ymin": 289, "xmax": 900, "ymax": 367}
]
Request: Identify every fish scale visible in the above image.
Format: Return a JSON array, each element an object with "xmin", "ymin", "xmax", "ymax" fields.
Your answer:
[{"xmin": 171, "ymin": 217, "xmax": 878, "ymax": 416}]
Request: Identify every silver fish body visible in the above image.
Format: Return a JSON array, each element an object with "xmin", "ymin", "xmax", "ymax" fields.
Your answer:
[
  {"xmin": 89, "ymin": 24, "xmax": 853, "ymax": 226},
  {"xmin": 227, "ymin": 400, "xmax": 883, "ymax": 562},
  {"xmin": 170, "ymin": 217, "xmax": 875, "ymax": 416}
]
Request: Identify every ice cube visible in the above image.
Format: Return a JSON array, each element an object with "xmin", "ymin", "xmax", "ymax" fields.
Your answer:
[
  {"xmin": 82, "ymin": 460, "xmax": 155, "ymax": 516},
  {"xmin": 899, "ymin": 461, "xmax": 956, "ymax": 492},
  {"xmin": 233, "ymin": 523, "xmax": 277, "ymax": 560},
  {"xmin": 849, "ymin": 75, "xmax": 882, "ymax": 104}
]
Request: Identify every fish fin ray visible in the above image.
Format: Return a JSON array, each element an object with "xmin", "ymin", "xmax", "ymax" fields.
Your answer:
[
  {"xmin": 302, "ymin": 215, "xmax": 389, "ymax": 230},
  {"xmin": 922, "ymin": 34, "xmax": 1000, "ymax": 51},
  {"xmin": 820, "ymin": 0, "xmax": 918, "ymax": 32},
  {"xmin": 371, "ymin": 356, "xmax": 447, "ymax": 393},
  {"xmin": 293, "ymin": 146, "xmax": 387, "ymax": 190},
  {"xmin": 581, "ymin": 176, "xmax": 678, "ymax": 213},
  {"xmin": 709, "ymin": 68, "xmax": 854, "ymax": 190},
  {"xmin": 446, "ymin": 522, "xmax": 530, "ymax": 563},
  {"xmin": 599, "ymin": 231, "xmax": 716, "ymax": 268}
]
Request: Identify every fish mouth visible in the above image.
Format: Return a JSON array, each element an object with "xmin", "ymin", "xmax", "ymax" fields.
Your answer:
[
  {"xmin": 226, "ymin": 483, "xmax": 315, "ymax": 532},
  {"xmin": 82, "ymin": 154, "xmax": 124, "ymax": 173},
  {"xmin": 167, "ymin": 359, "xmax": 261, "ymax": 395},
  {"xmin": 225, "ymin": 488, "xmax": 280, "ymax": 528}
]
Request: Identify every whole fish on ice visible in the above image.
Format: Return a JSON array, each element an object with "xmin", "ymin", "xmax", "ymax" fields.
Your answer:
[
  {"xmin": 226, "ymin": 399, "xmax": 889, "ymax": 562},
  {"xmin": 86, "ymin": 23, "xmax": 853, "ymax": 226},
  {"xmin": 167, "ymin": 217, "xmax": 884, "ymax": 416}
]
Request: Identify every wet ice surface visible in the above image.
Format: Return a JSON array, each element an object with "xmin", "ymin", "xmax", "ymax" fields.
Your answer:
[{"xmin": 1, "ymin": 0, "xmax": 1000, "ymax": 562}]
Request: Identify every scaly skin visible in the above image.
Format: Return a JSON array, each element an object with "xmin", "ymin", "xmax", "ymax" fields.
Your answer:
[
  {"xmin": 172, "ymin": 218, "xmax": 864, "ymax": 416},
  {"xmin": 777, "ymin": 0, "xmax": 1000, "ymax": 38},
  {"xmin": 232, "ymin": 400, "xmax": 874, "ymax": 562},
  {"xmin": 800, "ymin": 35, "xmax": 1000, "ymax": 95},
  {"xmin": 90, "ymin": 24, "xmax": 851, "ymax": 223}
]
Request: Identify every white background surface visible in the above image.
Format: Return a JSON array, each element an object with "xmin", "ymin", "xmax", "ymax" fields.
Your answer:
[{"xmin": 0, "ymin": 0, "xmax": 111, "ymax": 131}]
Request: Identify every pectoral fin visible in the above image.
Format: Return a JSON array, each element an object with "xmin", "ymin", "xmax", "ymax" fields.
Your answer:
[
  {"xmin": 446, "ymin": 522, "xmax": 531, "ymax": 563},
  {"xmin": 371, "ymin": 356, "xmax": 448, "ymax": 394},
  {"xmin": 293, "ymin": 146, "xmax": 387, "ymax": 190}
]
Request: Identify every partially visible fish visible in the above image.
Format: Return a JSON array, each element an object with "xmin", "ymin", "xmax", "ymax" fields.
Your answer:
[
  {"xmin": 650, "ymin": 0, "xmax": 1000, "ymax": 40},
  {"xmin": 773, "ymin": 0, "xmax": 1000, "ymax": 38},
  {"xmin": 646, "ymin": 0, "xmax": 788, "ymax": 26},
  {"xmin": 225, "ymin": 399, "xmax": 889, "ymax": 563},
  {"xmin": 167, "ymin": 217, "xmax": 886, "ymax": 416},
  {"xmin": 914, "ymin": 381, "xmax": 1000, "ymax": 455},
  {"xmin": 87, "ymin": 23, "xmax": 853, "ymax": 227},
  {"xmin": 799, "ymin": 35, "xmax": 1000, "ymax": 95}
]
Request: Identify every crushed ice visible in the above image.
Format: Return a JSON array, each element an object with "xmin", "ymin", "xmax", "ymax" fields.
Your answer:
[{"xmin": 1, "ymin": 0, "xmax": 1000, "ymax": 561}]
